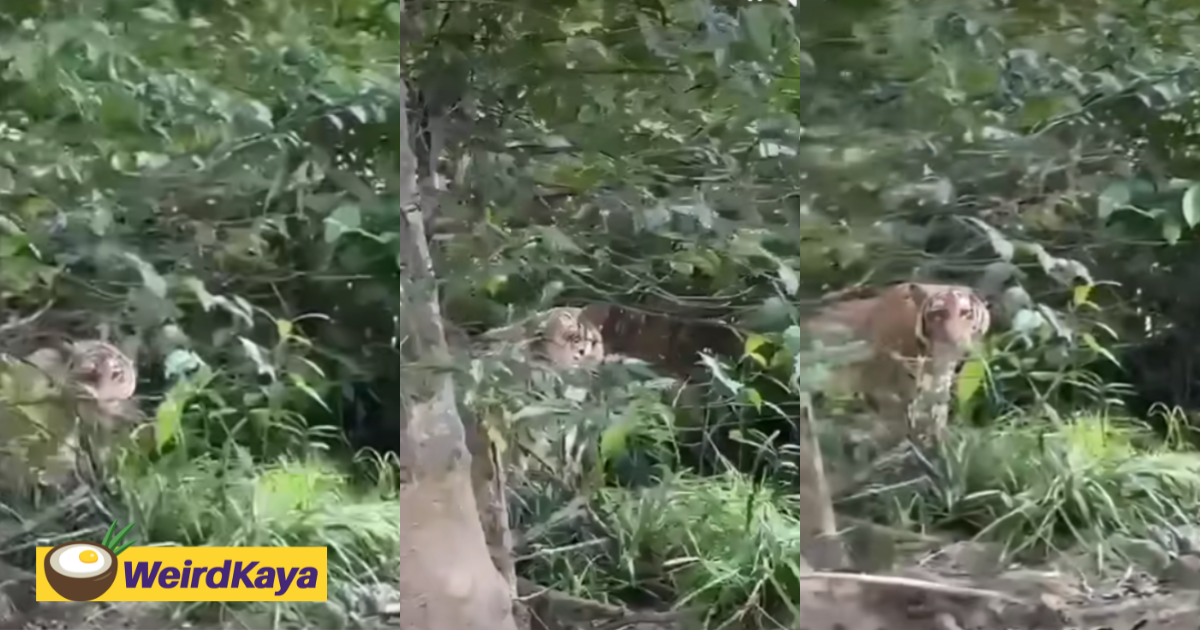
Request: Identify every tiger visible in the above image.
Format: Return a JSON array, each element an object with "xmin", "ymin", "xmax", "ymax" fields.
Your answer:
[
  {"xmin": 532, "ymin": 306, "xmax": 608, "ymax": 367},
  {"xmin": 65, "ymin": 340, "xmax": 138, "ymax": 406},
  {"xmin": 802, "ymin": 282, "xmax": 990, "ymax": 445},
  {"xmin": 911, "ymin": 283, "xmax": 991, "ymax": 364},
  {"xmin": 0, "ymin": 338, "xmax": 140, "ymax": 494},
  {"xmin": 476, "ymin": 306, "xmax": 608, "ymax": 369}
]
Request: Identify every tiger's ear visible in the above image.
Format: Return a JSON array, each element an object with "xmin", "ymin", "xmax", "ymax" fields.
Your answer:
[
  {"xmin": 579, "ymin": 304, "xmax": 611, "ymax": 329},
  {"xmin": 900, "ymin": 282, "xmax": 928, "ymax": 305}
]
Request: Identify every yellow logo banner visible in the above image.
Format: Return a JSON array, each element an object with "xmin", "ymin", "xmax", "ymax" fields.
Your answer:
[{"xmin": 36, "ymin": 546, "xmax": 327, "ymax": 602}]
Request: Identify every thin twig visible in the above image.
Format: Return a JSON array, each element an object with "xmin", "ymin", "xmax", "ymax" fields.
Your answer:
[
  {"xmin": 799, "ymin": 571, "xmax": 1019, "ymax": 601},
  {"xmin": 0, "ymin": 300, "xmax": 54, "ymax": 334}
]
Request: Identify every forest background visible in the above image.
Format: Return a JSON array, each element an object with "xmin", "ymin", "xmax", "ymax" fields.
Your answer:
[{"xmin": 2, "ymin": 0, "xmax": 1200, "ymax": 628}]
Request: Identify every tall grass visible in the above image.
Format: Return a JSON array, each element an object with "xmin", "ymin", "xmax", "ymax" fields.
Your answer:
[
  {"xmin": 904, "ymin": 413, "xmax": 1200, "ymax": 567},
  {"xmin": 111, "ymin": 443, "xmax": 404, "ymax": 629}
]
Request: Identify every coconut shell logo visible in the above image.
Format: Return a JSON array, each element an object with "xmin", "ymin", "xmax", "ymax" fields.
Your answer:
[{"xmin": 44, "ymin": 519, "xmax": 136, "ymax": 601}]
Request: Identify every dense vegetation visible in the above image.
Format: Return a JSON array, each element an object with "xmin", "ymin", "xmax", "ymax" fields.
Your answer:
[{"xmin": 3, "ymin": 0, "xmax": 1200, "ymax": 628}]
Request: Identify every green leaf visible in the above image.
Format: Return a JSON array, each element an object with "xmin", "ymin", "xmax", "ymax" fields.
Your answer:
[
  {"xmin": 598, "ymin": 419, "xmax": 634, "ymax": 464},
  {"xmin": 1081, "ymin": 332, "xmax": 1120, "ymax": 366},
  {"xmin": 163, "ymin": 349, "xmax": 204, "ymax": 380},
  {"xmin": 1072, "ymin": 284, "xmax": 1093, "ymax": 307},
  {"xmin": 963, "ymin": 217, "xmax": 1014, "ymax": 261},
  {"xmin": 776, "ymin": 260, "xmax": 800, "ymax": 296},
  {"xmin": 955, "ymin": 356, "xmax": 987, "ymax": 417},
  {"xmin": 0, "ymin": 167, "xmax": 15, "ymax": 194},
  {"xmin": 741, "ymin": 5, "xmax": 774, "ymax": 58},
  {"xmin": 1162, "ymin": 215, "xmax": 1182, "ymax": 245},
  {"xmin": 288, "ymin": 374, "xmax": 329, "ymax": 411},
  {"xmin": 123, "ymin": 252, "xmax": 167, "ymax": 298},
  {"xmin": 154, "ymin": 394, "xmax": 183, "ymax": 450},
  {"xmin": 324, "ymin": 204, "xmax": 361, "ymax": 243},
  {"xmin": 1183, "ymin": 184, "xmax": 1200, "ymax": 228},
  {"xmin": 1097, "ymin": 182, "xmax": 1131, "ymax": 221},
  {"xmin": 743, "ymin": 333, "xmax": 769, "ymax": 357},
  {"xmin": 698, "ymin": 353, "xmax": 741, "ymax": 394},
  {"xmin": 743, "ymin": 387, "xmax": 763, "ymax": 411},
  {"xmin": 238, "ymin": 337, "xmax": 276, "ymax": 380}
]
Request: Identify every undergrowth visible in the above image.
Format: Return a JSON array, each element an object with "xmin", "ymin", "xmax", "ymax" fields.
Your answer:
[
  {"xmin": 914, "ymin": 413, "xmax": 1200, "ymax": 568},
  {"xmin": 105, "ymin": 441, "xmax": 404, "ymax": 629},
  {"xmin": 513, "ymin": 410, "xmax": 1200, "ymax": 627},
  {"xmin": 10, "ymin": 371, "xmax": 1196, "ymax": 630}
]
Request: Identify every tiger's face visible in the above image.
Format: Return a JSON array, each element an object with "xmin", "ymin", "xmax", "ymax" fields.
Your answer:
[
  {"xmin": 68, "ymin": 340, "xmax": 137, "ymax": 402},
  {"xmin": 914, "ymin": 286, "xmax": 990, "ymax": 353},
  {"xmin": 539, "ymin": 308, "xmax": 607, "ymax": 367}
]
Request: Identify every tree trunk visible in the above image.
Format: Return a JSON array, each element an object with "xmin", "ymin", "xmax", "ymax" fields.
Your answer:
[
  {"xmin": 374, "ymin": 72, "xmax": 520, "ymax": 630},
  {"xmin": 395, "ymin": 386, "xmax": 517, "ymax": 630},
  {"xmin": 794, "ymin": 392, "xmax": 848, "ymax": 570}
]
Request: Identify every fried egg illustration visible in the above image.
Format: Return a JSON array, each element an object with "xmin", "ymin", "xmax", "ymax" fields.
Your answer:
[{"xmin": 48, "ymin": 543, "xmax": 112, "ymax": 577}]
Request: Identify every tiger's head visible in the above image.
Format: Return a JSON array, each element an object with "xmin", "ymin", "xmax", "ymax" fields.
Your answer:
[
  {"xmin": 536, "ymin": 307, "xmax": 607, "ymax": 367},
  {"xmin": 910, "ymin": 284, "xmax": 990, "ymax": 356},
  {"xmin": 67, "ymin": 340, "xmax": 137, "ymax": 403}
]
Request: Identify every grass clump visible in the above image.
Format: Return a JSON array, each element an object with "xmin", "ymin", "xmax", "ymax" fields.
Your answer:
[
  {"xmin": 519, "ymin": 469, "xmax": 810, "ymax": 629},
  {"xmin": 912, "ymin": 413, "xmax": 1200, "ymax": 566},
  {"xmin": 112, "ymin": 445, "xmax": 403, "ymax": 629}
]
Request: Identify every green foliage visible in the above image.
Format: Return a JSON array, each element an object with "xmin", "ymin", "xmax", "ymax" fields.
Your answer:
[
  {"xmin": 900, "ymin": 415, "xmax": 1200, "ymax": 567},
  {"xmin": 517, "ymin": 469, "xmax": 811, "ymax": 629},
  {"xmin": 114, "ymin": 446, "xmax": 404, "ymax": 627},
  {"xmin": 5, "ymin": 0, "xmax": 1200, "ymax": 625}
]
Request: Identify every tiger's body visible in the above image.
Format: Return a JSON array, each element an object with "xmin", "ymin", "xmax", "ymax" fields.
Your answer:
[{"xmin": 804, "ymin": 282, "xmax": 990, "ymax": 443}]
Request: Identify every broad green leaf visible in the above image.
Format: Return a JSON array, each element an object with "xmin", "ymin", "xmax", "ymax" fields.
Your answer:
[
  {"xmin": 598, "ymin": 419, "xmax": 634, "ymax": 463},
  {"xmin": 276, "ymin": 319, "xmax": 294, "ymax": 341},
  {"xmin": 155, "ymin": 393, "xmax": 184, "ymax": 450},
  {"xmin": 163, "ymin": 349, "xmax": 204, "ymax": 380},
  {"xmin": 955, "ymin": 356, "xmax": 986, "ymax": 414},
  {"xmin": 0, "ymin": 167, "xmax": 15, "ymax": 194},
  {"xmin": 744, "ymin": 333, "xmax": 769, "ymax": 357},
  {"xmin": 741, "ymin": 5, "xmax": 774, "ymax": 58},
  {"xmin": 1183, "ymin": 184, "xmax": 1200, "ymax": 227},
  {"xmin": 776, "ymin": 261, "xmax": 800, "ymax": 296},
  {"xmin": 1072, "ymin": 284, "xmax": 1093, "ymax": 307},
  {"xmin": 324, "ymin": 204, "xmax": 361, "ymax": 243},
  {"xmin": 743, "ymin": 387, "xmax": 763, "ymax": 411},
  {"xmin": 123, "ymin": 252, "xmax": 168, "ymax": 298},
  {"xmin": 1097, "ymin": 182, "xmax": 1131, "ymax": 220},
  {"xmin": 484, "ymin": 275, "xmax": 508, "ymax": 296},
  {"xmin": 1162, "ymin": 215, "xmax": 1182, "ymax": 245}
]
